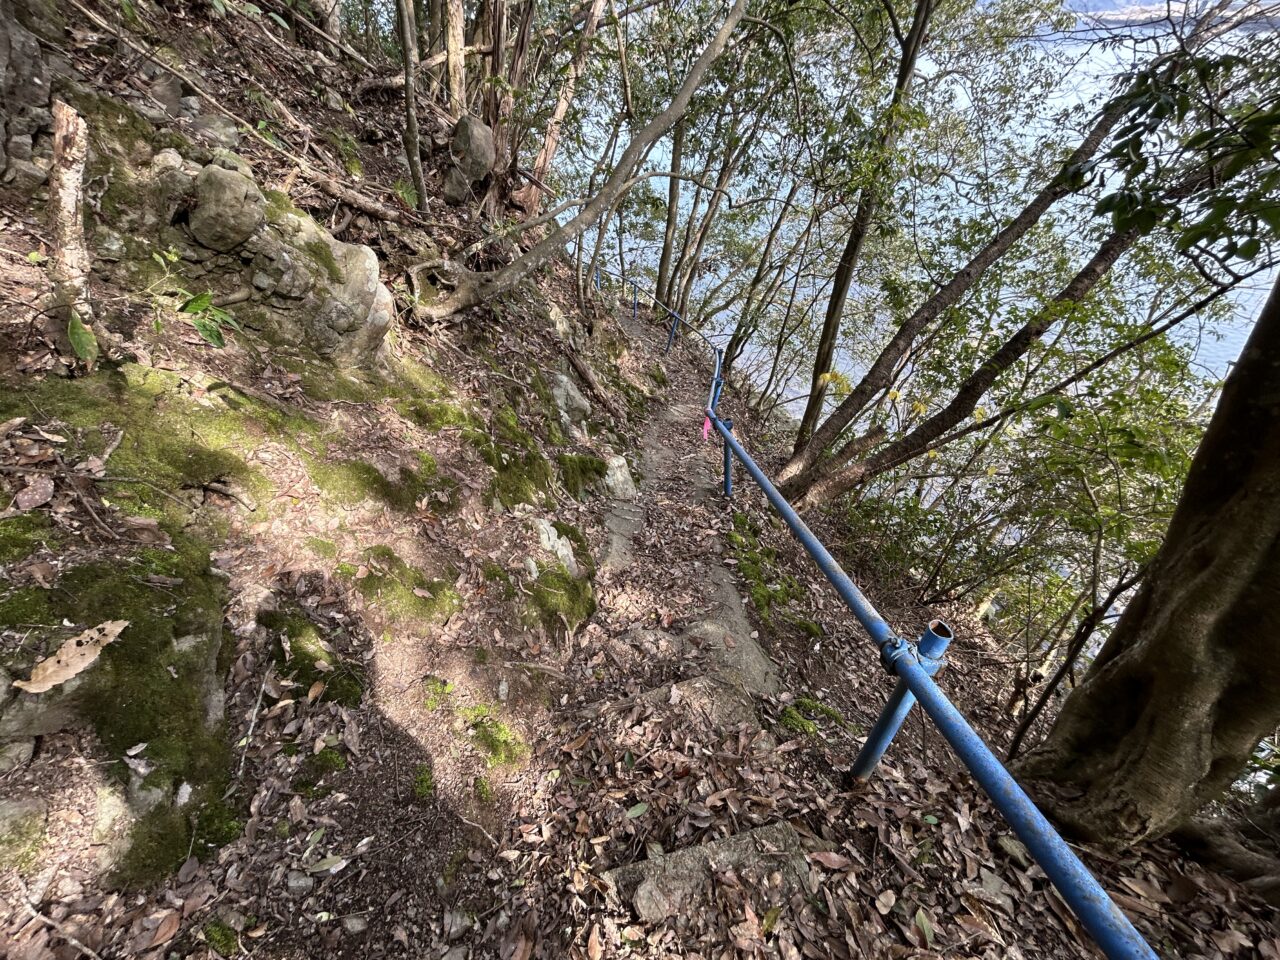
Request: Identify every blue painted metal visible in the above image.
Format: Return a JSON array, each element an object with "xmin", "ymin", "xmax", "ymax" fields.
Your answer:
[
  {"xmin": 850, "ymin": 619, "xmax": 952, "ymax": 780},
  {"xmin": 721, "ymin": 418, "xmax": 733, "ymax": 498},
  {"xmin": 632, "ymin": 282, "xmax": 638, "ymax": 322},
  {"xmin": 706, "ymin": 413, "xmax": 1157, "ymax": 960},
  {"xmin": 665, "ymin": 312, "xmax": 680, "ymax": 353}
]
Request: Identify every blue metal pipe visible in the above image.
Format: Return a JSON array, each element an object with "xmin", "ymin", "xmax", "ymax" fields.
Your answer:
[
  {"xmin": 722, "ymin": 419, "xmax": 733, "ymax": 498},
  {"xmin": 665, "ymin": 313, "xmax": 679, "ymax": 353},
  {"xmin": 706, "ymin": 412, "xmax": 1156, "ymax": 960},
  {"xmin": 896, "ymin": 657, "xmax": 1155, "ymax": 960},
  {"xmin": 850, "ymin": 620, "xmax": 952, "ymax": 780},
  {"xmin": 707, "ymin": 414, "xmax": 896, "ymax": 650}
]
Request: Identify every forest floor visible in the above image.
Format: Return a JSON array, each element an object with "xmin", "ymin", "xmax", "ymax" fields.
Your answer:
[{"xmin": 1, "ymin": 2, "xmax": 1278, "ymax": 957}]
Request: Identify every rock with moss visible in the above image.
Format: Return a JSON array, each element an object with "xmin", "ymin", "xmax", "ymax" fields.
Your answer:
[
  {"xmin": 468, "ymin": 407, "xmax": 552, "ymax": 508},
  {"xmin": 525, "ymin": 561, "xmax": 596, "ymax": 635},
  {"xmin": 0, "ymin": 798, "xmax": 47, "ymax": 873},
  {"xmin": 557, "ymin": 453, "xmax": 608, "ymax": 500}
]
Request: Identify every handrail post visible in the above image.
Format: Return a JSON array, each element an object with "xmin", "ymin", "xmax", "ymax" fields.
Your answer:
[
  {"xmin": 722, "ymin": 419, "xmax": 733, "ymax": 498},
  {"xmin": 665, "ymin": 312, "xmax": 680, "ymax": 353},
  {"xmin": 849, "ymin": 620, "xmax": 952, "ymax": 781},
  {"xmin": 632, "ymin": 282, "xmax": 638, "ymax": 322}
]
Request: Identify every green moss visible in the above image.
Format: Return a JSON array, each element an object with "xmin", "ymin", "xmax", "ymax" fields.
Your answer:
[
  {"xmin": 260, "ymin": 607, "xmax": 365, "ymax": 707},
  {"xmin": 303, "ymin": 239, "xmax": 343, "ymax": 284},
  {"xmin": 341, "ymin": 545, "xmax": 462, "ymax": 627},
  {"xmin": 778, "ymin": 706, "xmax": 818, "ymax": 737},
  {"xmin": 556, "ymin": 453, "xmax": 608, "ymax": 500},
  {"xmin": 794, "ymin": 696, "xmax": 845, "ymax": 727},
  {"xmin": 728, "ymin": 512, "xmax": 801, "ymax": 623},
  {"xmin": 0, "ymin": 809, "xmax": 45, "ymax": 874},
  {"xmin": 113, "ymin": 805, "xmax": 190, "ymax": 889},
  {"xmin": 460, "ymin": 705, "xmax": 527, "ymax": 767},
  {"xmin": 272, "ymin": 818, "xmax": 292, "ymax": 839},
  {"xmin": 481, "ymin": 562, "xmax": 514, "ymax": 600},
  {"xmin": 396, "ymin": 398, "xmax": 476, "ymax": 432},
  {"xmin": 467, "ymin": 407, "xmax": 552, "ymax": 508},
  {"xmin": 525, "ymin": 562, "xmax": 595, "ymax": 634},
  {"xmin": 474, "ymin": 776, "xmax": 495, "ymax": 803},
  {"xmin": 204, "ymin": 919, "xmax": 239, "ymax": 956},
  {"xmin": 308, "ymin": 451, "xmax": 451, "ymax": 513},
  {"xmin": 295, "ymin": 747, "xmax": 347, "ymax": 797},
  {"xmin": 790, "ymin": 617, "xmax": 824, "ymax": 639},
  {"xmin": 306, "ymin": 537, "xmax": 338, "ymax": 558},
  {"xmin": 412, "ymin": 764, "xmax": 435, "ymax": 799},
  {"xmin": 327, "ymin": 130, "xmax": 363, "ymax": 178},
  {"xmin": 0, "ymin": 586, "xmax": 55, "ymax": 625},
  {"xmin": 472, "ymin": 646, "xmax": 489, "ymax": 665},
  {"xmin": 263, "ymin": 188, "xmax": 303, "ymax": 222},
  {"xmin": 424, "ymin": 675, "xmax": 454, "ymax": 710}
]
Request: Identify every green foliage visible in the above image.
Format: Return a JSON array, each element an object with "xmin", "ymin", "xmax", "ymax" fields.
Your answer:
[
  {"xmin": 424, "ymin": 675, "xmax": 454, "ymax": 710},
  {"xmin": 204, "ymin": 920, "xmax": 239, "ymax": 956},
  {"xmin": 392, "ymin": 178, "xmax": 419, "ymax": 208},
  {"xmin": 728, "ymin": 512, "xmax": 802, "ymax": 622}
]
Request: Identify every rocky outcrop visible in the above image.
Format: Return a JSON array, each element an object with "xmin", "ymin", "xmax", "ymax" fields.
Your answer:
[
  {"xmin": 0, "ymin": 0, "xmax": 62, "ymax": 194},
  {"xmin": 91, "ymin": 131, "xmax": 395, "ymax": 367}
]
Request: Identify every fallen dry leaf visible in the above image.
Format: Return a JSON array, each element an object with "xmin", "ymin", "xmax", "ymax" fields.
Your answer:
[
  {"xmin": 12, "ymin": 620, "xmax": 129, "ymax": 693},
  {"xmin": 14, "ymin": 475, "xmax": 55, "ymax": 511}
]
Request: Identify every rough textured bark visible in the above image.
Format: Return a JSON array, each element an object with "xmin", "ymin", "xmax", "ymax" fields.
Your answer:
[
  {"xmin": 46, "ymin": 100, "xmax": 95, "ymax": 363},
  {"xmin": 445, "ymin": 0, "xmax": 466, "ymax": 116},
  {"xmin": 1015, "ymin": 273, "xmax": 1280, "ymax": 847},
  {"xmin": 396, "ymin": 0, "xmax": 428, "ymax": 211},
  {"xmin": 512, "ymin": 0, "xmax": 606, "ymax": 215}
]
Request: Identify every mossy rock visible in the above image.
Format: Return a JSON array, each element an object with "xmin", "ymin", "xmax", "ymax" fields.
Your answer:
[
  {"xmin": 0, "ymin": 803, "xmax": 46, "ymax": 874},
  {"xmin": 259, "ymin": 606, "xmax": 365, "ymax": 707},
  {"xmin": 525, "ymin": 562, "xmax": 595, "ymax": 634},
  {"xmin": 341, "ymin": 545, "xmax": 462, "ymax": 629},
  {"xmin": 466, "ymin": 407, "xmax": 552, "ymax": 508},
  {"xmin": 557, "ymin": 453, "xmax": 608, "ymax": 500}
]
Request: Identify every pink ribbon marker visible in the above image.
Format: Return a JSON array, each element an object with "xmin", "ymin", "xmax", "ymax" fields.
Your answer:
[{"xmin": 702, "ymin": 416, "xmax": 711, "ymax": 441}]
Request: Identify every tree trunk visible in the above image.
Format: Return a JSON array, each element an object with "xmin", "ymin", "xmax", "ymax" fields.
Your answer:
[
  {"xmin": 655, "ymin": 118, "xmax": 685, "ymax": 308},
  {"xmin": 316, "ymin": 0, "xmax": 342, "ymax": 54},
  {"xmin": 512, "ymin": 0, "xmax": 607, "ymax": 216},
  {"xmin": 396, "ymin": 0, "xmax": 428, "ymax": 211},
  {"xmin": 444, "ymin": 0, "xmax": 466, "ymax": 117},
  {"xmin": 419, "ymin": 0, "xmax": 748, "ymax": 319},
  {"xmin": 1015, "ymin": 273, "xmax": 1280, "ymax": 846},
  {"xmin": 793, "ymin": 0, "xmax": 934, "ymax": 453},
  {"xmin": 47, "ymin": 100, "xmax": 98, "ymax": 365}
]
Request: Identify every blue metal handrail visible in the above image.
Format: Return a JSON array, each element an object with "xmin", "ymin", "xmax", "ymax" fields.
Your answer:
[{"xmin": 591, "ymin": 265, "xmax": 1158, "ymax": 960}]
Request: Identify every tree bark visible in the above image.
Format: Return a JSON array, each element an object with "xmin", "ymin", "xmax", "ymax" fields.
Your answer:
[
  {"xmin": 46, "ymin": 100, "xmax": 99, "ymax": 365},
  {"xmin": 445, "ymin": 0, "xmax": 466, "ymax": 117},
  {"xmin": 512, "ymin": 0, "xmax": 606, "ymax": 216},
  {"xmin": 396, "ymin": 0, "xmax": 428, "ymax": 211},
  {"xmin": 1015, "ymin": 273, "xmax": 1280, "ymax": 846}
]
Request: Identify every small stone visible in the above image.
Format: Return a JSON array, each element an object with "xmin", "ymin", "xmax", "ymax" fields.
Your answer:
[
  {"xmin": 192, "ymin": 114, "xmax": 241, "ymax": 150},
  {"xmin": 2, "ymin": 157, "xmax": 48, "ymax": 194},
  {"xmin": 0, "ymin": 739, "xmax": 35, "ymax": 773},
  {"xmin": 286, "ymin": 869, "xmax": 314, "ymax": 896},
  {"xmin": 497, "ymin": 679, "xmax": 509, "ymax": 702},
  {"xmin": 443, "ymin": 909, "xmax": 470, "ymax": 940},
  {"xmin": 252, "ymin": 271, "xmax": 274, "ymax": 290},
  {"xmin": 323, "ymin": 89, "xmax": 344, "ymax": 112},
  {"xmin": 523, "ymin": 557, "xmax": 539, "ymax": 579},
  {"xmin": 551, "ymin": 373, "xmax": 592, "ymax": 433},
  {"xmin": 603, "ymin": 455, "xmax": 638, "ymax": 500},
  {"xmin": 533, "ymin": 518, "xmax": 580, "ymax": 578},
  {"xmin": 342, "ymin": 915, "xmax": 368, "ymax": 934}
]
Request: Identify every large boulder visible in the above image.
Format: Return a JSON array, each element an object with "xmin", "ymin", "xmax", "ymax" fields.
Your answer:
[
  {"xmin": 443, "ymin": 114, "xmax": 494, "ymax": 206},
  {"xmin": 0, "ymin": 0, "xmax": 55, "ymax": 193},
  {"xmin": 189, "ymin": 164, "xmax": 265, "ymax": 251}
]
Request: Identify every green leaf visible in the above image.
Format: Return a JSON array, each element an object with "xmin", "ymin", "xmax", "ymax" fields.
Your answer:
[
  {"xmin": 625, "ymin": 802, "xmax": 648, "ymax": 819},
  {"xmin": 180, "ymin": 291, "xmax": 214, "ymax": 314},
  {"xmin": 67, "ymin": 313, "xmax": 99, "ymax": 363},
  {"xmin": 191, "ymin": 315, "xmax": 226, "ymax": 348},
  {"xmin": 25, "ymin": 250, "xmax": 47, "ymax": 264},
  {"xmin": 922, "ymin": 814, "xmax": 939, "ymax": 825}
]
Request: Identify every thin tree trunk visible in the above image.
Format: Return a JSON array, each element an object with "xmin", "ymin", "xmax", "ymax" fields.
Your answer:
[
  {"xmin": 513, "ymin": 0, "xmax": 607, "ymax": 215},
  {"xmin": 397, "ymin": 0, "xmax": 428, "ymax": 211},
  {"xmin": 793, "ymin": 0, "xmax": 934, "ymax": 453},
  {"xmin": 655, "ymin": 118, "xmax": 685, "ymax": 308}
]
